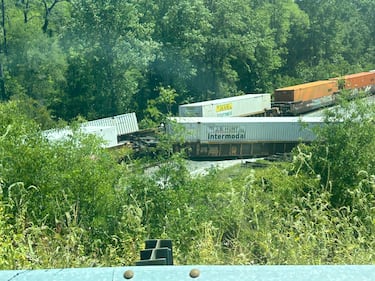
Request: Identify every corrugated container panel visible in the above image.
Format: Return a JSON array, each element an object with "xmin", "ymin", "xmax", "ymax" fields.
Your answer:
[
  {"xmin": 179, "ymin": 94, "xmax": 271, "ymax": 117},
  {"xmin": 86, "ymin": 112, "xmax": 139, "ymax": 136},
  {"xmin": 169, "ymin": 117, "xmax": 324, "ymax": 143},
  {"xmin": 274, "ymin": 81, "xmax": 338, "ymax": 102}
]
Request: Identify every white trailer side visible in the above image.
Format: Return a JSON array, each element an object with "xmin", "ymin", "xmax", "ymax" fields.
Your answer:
[{"xmin": 179, "ymin": 94, "xmax": 271, "ymax": 117}]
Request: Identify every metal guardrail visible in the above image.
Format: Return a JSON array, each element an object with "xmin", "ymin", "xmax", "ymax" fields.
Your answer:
[
  {"xmin": 2, "ymin": 240, "xmax": 374, "ymax": 280},
  {"xmin": 2, "ymin": 265, "xmax": 375, "ymax": 281}
]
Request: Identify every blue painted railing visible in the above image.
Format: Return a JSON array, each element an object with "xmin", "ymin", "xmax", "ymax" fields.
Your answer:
[{"xmin": 2, "ymin": 265, "xmax": 375, "ymax": 281}]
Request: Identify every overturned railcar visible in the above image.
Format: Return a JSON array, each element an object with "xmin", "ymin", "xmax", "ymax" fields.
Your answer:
[{"xmin": 168, "ymin": 117, "xmax": 324, "ymax": 159}]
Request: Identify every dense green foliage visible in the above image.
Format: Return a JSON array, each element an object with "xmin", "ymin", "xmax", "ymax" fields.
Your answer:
[
  {"xmin": 1, "ymin": 97, "xmax": 374, "ymax": 268},
  {"xmin": 0, "ymin": 0, "xmax": 374, "ymax": 121},
  {"xmin": 294, "ymin": 95, "xmax": 375, "ymax": 207}
]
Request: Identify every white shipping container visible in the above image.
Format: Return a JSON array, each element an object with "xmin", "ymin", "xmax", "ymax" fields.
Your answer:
[
  {"xmin": 44, "ymin": 112, "xmax": 138, "ymax": 149},
  {"xmin": 82, "ymin": 126, "xmax": 118, "ymax": 148},
  {"xmin": 85, "ymin": 112, "xmax": 139, "ymax": 136},
  {"xmin": 168, "ymin": 117, "xmax": 324, "ymax": 143},
  {"xmin": 43, "ymin": 128, "xmax": 73, "ymax": 143},
  {"xmin": 179, "ymin": 94, "xmax": 271, "ymax": 117},
  {"xmin": 44, "ymin": 126, "xmax": 119, "ymax": 148}
]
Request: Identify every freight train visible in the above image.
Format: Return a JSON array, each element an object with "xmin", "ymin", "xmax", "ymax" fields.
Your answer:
[
  {"xmin": 45, "ymin": 71, "xmax": 375, "ymax": 160},
  {"xmin": 171, "ymin": 70, "xmax": 375, "ymax": 159},
  {"xmin": 273, "ymin": 71, "xmax": 375, "ymax": 115},
  {"xmin": 179, "ymin": 70, "xmax": 375, "ymax": 117}
]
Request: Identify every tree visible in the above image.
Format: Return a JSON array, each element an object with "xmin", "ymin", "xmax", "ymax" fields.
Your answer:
[
  {"xmin": 61, "ymin": 0, "xmax": 158, "ymax": 120},
  {"xmin": 198, "ymin": 0, "xmax": 258, "ymax": 98},
  {"xmin": 239, "ymin": 0, "xmax": 309, "ymax": 92},
  {"xmin": 0, "ymin": 0, "xmax": 7, "ymax": 100},
  {"xmin": 143, "ymin": 0, "xmax": 211, "ymax": 111},
  {"xmin": 142, "ymin": 86, "xmax": 178, "ymax": 127},
  {"xmin": 294, "ymin": 95, "xmax": 375, "ymax": 207},
  {"xmin": 0, "ymin": 100, "xmax": 124, "ymax": 237},
  {"xmin": 293, "ymin": 0, "xmax": 374, "ymax": 80},
  {"xmin": 0, "ymin": 0, "xmax": 68, "ymax": 116},
  {"xmin": 41, "ymin": 0, "xmax": 70, "ymax": 34}
]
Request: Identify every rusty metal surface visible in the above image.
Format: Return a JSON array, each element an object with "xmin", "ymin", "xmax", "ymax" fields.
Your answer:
[{"xmin": 2, "ymin": 265, "xmax": 375, "ymax": 281}]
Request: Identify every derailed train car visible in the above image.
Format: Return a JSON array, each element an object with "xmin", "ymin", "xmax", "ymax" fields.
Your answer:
[
  {"xmin": 179, "ymin": 94, "xmax": 272, "ymax": 117},
  {"xmin": 44, "ymin": 112, "xmax": 140, "ymax": 148},
  {"xmin": 168, "ymin": 117, "xmax": 324, "ymax": 159}
]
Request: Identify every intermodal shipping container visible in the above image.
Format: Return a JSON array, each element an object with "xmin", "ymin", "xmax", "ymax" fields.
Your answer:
[
  {"xmin": 82, "ymin": 126, "xmax": 118, "ymax": 148},
  {"xmin": 85, "ymin": 112, "xmax": 139, "ymax": 136},
  {"xmin": 44, "ymin": 126, "xmax": 119, "ymax": 148},
  {"xmin": 274, "ymin": 81, "xmax": 338, "ymax": 102},
  {"xmin": 168, "ymin": 117, "xmax": 324, "ymax": 143},
  {"xmin": 331, "ymin": 71, "xmax": 375, "ymax": 90},
  {"xmin": 178, "ymin": 94, "xmax": 271, "ymax": 117}
]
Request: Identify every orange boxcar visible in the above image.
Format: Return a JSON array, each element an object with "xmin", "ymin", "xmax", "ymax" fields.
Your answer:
[{"xmin": 274, "ymin": 80, "xmax": 338, "ymax": 102}]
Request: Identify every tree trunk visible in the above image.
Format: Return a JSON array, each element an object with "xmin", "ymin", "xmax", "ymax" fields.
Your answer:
[{"xmin": 0, "ymin": 0, "xmax": 7, "ymax": 100}]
